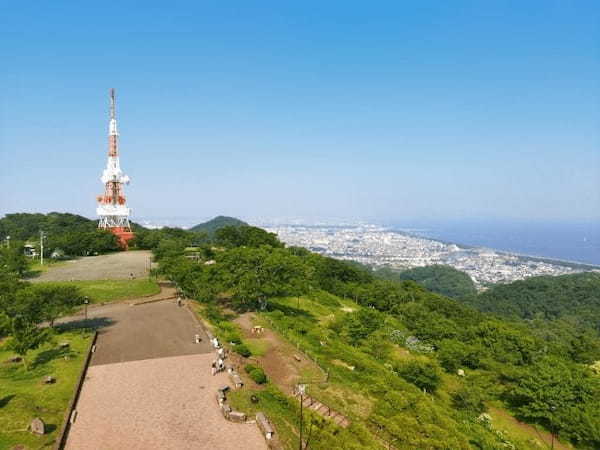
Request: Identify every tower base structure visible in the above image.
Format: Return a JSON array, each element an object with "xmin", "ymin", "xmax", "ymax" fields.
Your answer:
[{"xmin": 110, "ymin": 227, "xmax": 135, "ymax": 250}]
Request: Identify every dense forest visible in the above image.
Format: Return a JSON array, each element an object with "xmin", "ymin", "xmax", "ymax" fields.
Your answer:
[
  {"xmin": 151, "ymin": 225, "xmax": 600, "ymax": 449},
  {"xmin": 0, "ymin": 212, "xmax": 97, "ymax": 240},
  {"xmin": 0, "ymin": 212, "xmax": 120, "ymax": 257},
  {"xmin": 460, "ymin": 272, "xmax": 600, "ymax": 327},
  {"xmin": 375, "ymin": 264, "xmax": 477, "ymax": 298}
]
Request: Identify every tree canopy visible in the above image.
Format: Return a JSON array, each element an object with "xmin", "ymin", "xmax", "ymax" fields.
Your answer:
[{"xmin": 376, "ymin": 265, "xmax": 477, "ymax": 298}]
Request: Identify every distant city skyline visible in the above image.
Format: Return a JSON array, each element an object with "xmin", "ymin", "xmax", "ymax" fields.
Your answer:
[{"xmin": 1, "ymin": 2, "xmax": 599, "ymax": 223}]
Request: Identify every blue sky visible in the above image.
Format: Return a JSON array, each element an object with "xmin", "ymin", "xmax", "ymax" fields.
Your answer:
[{"xmin": 1, "ymin": 1, "xmax": 598, "ymax": 224}]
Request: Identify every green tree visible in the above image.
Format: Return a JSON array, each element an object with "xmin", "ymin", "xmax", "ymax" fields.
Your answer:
[
  {"xmin": 437, "ymin": 339, "xmax": 482, "ymax": 372},
  {"xmin": 215, "ymin": 225, "xmax": 283, "ymax": 248},
  {"xmin": 218, "ymin": 246, "xmax": 309, "ymax": 310},
  {"xmin": 396, "ymin": 360, "xmax": 442, "ymax": 393},
  {"xmin": 506, "ymin": 357, "xmax": 600, "ymax": 447},
  {"xmin": 31, "ymin": 284, "xmax": 83, "ymax": 327},
  {"xmin": 451, "ymin": 386, "xmax": 487, "ymax": 415},
  {"xmin": 8, "ymin": 314, "xmax": 50, "ymax": 369},
  {"xmin": 346, "ymin": 309, "xmax": 382, "ymax": 346},
  {"xmin": 0, "ymin": 244, "xmax": 29, "ymax": 276}
]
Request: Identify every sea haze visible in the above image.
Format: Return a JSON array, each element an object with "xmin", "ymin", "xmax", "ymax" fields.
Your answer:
[{"xmin": 393, "ymin": 220, "xmax": 600, "ymax": 266}]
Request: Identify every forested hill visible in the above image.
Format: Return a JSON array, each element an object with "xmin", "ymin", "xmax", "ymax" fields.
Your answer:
[
  {"xmin": 375, "ymin": 264, "xmax": 477, "ymax": 298},
  {"xmin": 152, "ymin": 225, "xmax": 600, "ymax": 448},
  {"xmin": 460, "ymin": 272, "xmax": 600, "ymax": 331},
  {"xmin": 0, "ymin": 212, "xmax": 128, "ymax": 257},
  {"xmin": 189, "ymin": 216, "xmax": 247, "ymax": 234},
  {"xmin": 0, "ymin": 212, "xmax": 96, "ymax": 240}
]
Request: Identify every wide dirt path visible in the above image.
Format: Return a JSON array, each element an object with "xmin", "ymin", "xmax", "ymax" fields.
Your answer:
[{"xmin": 33, "ymin": 250, "xmax": 152, "ymax": 282}]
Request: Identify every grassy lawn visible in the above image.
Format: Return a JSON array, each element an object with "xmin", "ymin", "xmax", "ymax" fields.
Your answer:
[
  {"xmin": 0, "ymin": 329, "xmax": 93, "ymax": 449},
  {"xmin": 35, "ymin": 279, "xmax": 160, "ymax": 304},
  {"xmin": 244, "ymin": 338, "xmax": 270, "ymax": 357}
]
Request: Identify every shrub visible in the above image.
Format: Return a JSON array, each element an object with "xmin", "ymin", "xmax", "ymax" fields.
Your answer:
[
  {"xmin": 249, "ymin": 367, "xmax": 268, "ymax": 384},
  {"xmin": 396, "ymin": 360, "xmax": 442, "ymax": 393},
  {"xmin": 244, "ymin": 363, "xmax": 268, "ymax": 384},
  {"xmin": 451, "ymin": 387, "xmax": 487, "ymax": 415},
  {"xmin": 234, "ymin": 343, "xmax": 252, "ymax": 358},
  {"xmin": 225, "ymin": 333, "xmax": 242, "ymax": 345},
  {"xmin": 244, "ymin": 364, "xmax": 259, "ymax": 374}
]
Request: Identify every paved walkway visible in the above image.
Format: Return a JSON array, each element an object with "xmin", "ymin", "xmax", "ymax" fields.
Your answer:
[
  {"xmin": 66, "ymin": 354, "xmax": 265, "ymax": 450},
  {"xmin": 90, "ymin": 300, "xmax": 212, "ymax": 366},
  {"xmin": 64, "ymin": 295, "xmax": 266, "ymax": 449}
]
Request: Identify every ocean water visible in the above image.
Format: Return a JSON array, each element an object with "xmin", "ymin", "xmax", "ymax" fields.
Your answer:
[{"xmin": 394, "ymin": 220, "xmax": 600, "ymax": 266}]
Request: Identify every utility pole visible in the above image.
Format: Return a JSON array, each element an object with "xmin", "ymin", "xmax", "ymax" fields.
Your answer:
[{"xmin": 40, "ymin": 231, "xmax": 45, "ymax": 265}]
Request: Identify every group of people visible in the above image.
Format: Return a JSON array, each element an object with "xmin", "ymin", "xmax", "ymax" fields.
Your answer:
[{"xmin": 211, "ymin": 338, "xmax": 227, "ymax": 375}]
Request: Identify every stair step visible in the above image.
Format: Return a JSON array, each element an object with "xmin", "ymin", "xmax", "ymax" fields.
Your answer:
[
  {"xmin": 316, "ymin": 404, "xmax": 329, "ymax": 415},
  {"xmin": 309, "ymin": 401, "xmax": 323, "ymax": 411}
]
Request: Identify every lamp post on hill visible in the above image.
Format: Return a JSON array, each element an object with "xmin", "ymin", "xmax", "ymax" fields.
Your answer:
[
  {"xmin": 84, "ymin": 297, "xmax": 89, "ymax": 321},
  {"xmin": 550, "ymin": 405, "xmax": 557, "ymax": 450},
  {"xmin": 296, "ymin": 383, "xmax": 306, "ymax": 450}
]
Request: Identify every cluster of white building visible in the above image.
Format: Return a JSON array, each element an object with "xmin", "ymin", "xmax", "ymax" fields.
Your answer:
[{"xmin": 265, "ymin": 224, "xmax": 584, "ymax": 287}]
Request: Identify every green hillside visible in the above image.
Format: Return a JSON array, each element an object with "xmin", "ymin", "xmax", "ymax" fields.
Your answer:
[
  {"xmin": 0, "ymin": 212, "xmax": 121, "ymax": 257},
  {"xmin": 461, "ymin": 272, "xmax": 600, "ymax": 332},
  {"xmin": 0, "ymin": 212, "xmax": 96, "ymax": 241},
  {"xmin": 189, "ymin": 215, "xmax": 247, "ymax": 234},
  {"xmin": 154, "ymin": 227, "xmax": 600, "ymax": 449},
  {"xmin": 376, "ymin": 265, "xmax": 477, "ymax": 298}
]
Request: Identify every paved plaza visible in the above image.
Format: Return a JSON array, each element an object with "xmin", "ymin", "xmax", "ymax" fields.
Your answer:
[
  {"xmin": 64, "ymin": 298, "xmax": 266, "ymax": 449},
  {"xmin": 66, "ymin": 353, "xmax": 265, "ymax": 450}
]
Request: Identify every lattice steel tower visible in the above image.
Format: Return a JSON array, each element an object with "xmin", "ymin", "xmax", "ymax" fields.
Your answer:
[{"xmin": 96, "ymin": 89, "xmax": 134, "ymax": 248}]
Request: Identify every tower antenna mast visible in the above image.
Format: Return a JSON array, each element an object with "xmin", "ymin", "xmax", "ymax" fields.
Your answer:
[{"xmin": 96, "ymin": 89, "xmax": 135, "ymax": 249}]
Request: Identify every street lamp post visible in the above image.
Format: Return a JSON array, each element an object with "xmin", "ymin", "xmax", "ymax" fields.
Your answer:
[
  {"xmin": 84, "ymin": 297, "xmax": 89, "ymax": 321},
  {"xmin": 297, "ymin": 383, "xmax": 306, "ymax": 450},
  {"xmin": 550, "ymin": 405, "xmax": 556, "ymax": 450},
  {"xmin": 5, "ymin": 236, "xmax": 10, "ymax": 248}
]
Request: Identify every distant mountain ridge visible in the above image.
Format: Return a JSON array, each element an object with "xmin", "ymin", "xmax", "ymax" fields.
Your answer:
[{"xmin": 189, "ymin": 216, "xmax": 247, "ymax": 234}]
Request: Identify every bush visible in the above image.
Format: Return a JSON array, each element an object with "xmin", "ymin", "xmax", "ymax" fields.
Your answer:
[
  {"xmin": 451, "ymin": 387, "xmax": 487, "ymax": 415},
  {"xmin": 250, "ymin": 368, "xmax": 268, "ymax": 384},
  {"xmin": 244, "ymin": 364, "xmax": 268, "ymax": 384},
  {"xmin": 226, "ymin": 334, "xmax": 242, "ymax": 345},
  {"xmin": 234, "ymin": 343, "xmax": 252, "ymax": 358},
  {"xmin": 244, "ymin": 364, "xmax": 259, "ymax": 374},
  {"xmin": 396, "ymin": 360, "xmax": 442, "ymax": 393},
  {"xmin": 437, "ymin": 339, "xmax": 482, "ymax": 373}
]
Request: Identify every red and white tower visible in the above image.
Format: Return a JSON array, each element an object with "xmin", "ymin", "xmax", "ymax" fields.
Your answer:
[{"xmin": 96, "ymin": 88, "xmax": 134, "ymax": 248}]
